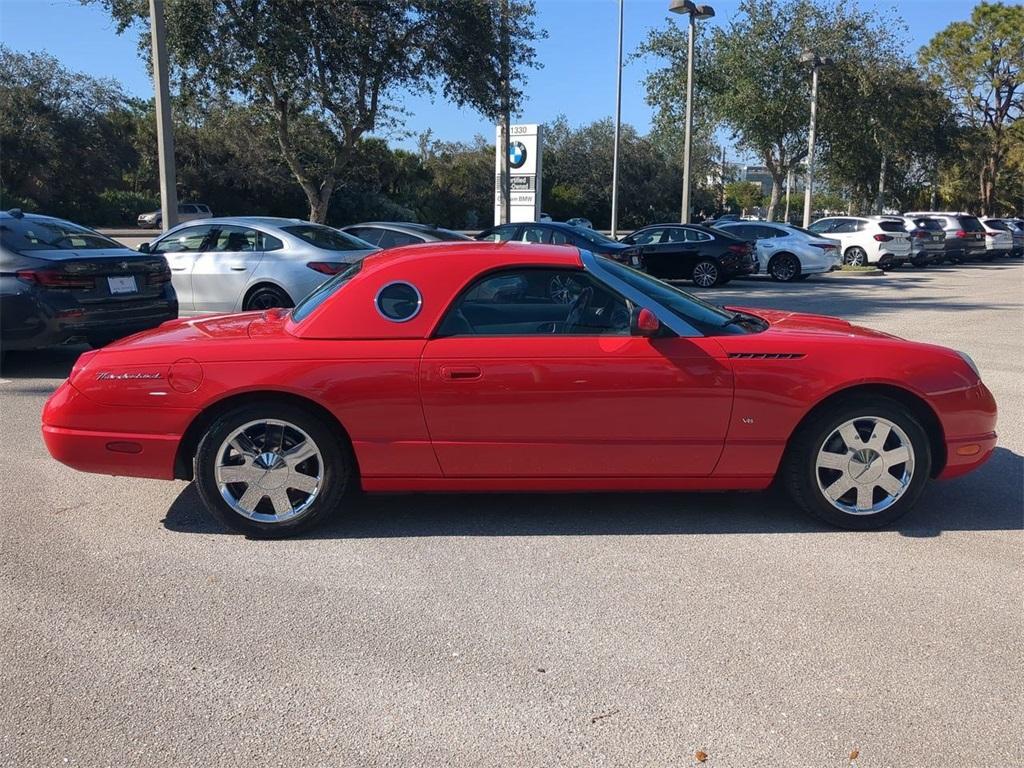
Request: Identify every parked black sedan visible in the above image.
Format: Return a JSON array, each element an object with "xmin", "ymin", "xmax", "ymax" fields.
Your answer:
[
  {"xmin": 475, "ymin": 221, "xmax": 644, "ymax": 268},
  {"xmin": 340, "ymin": 221, "xmax": 472, "ymax": 248},
  {"xmin": 1, "ymin": 210, "xmax": 177, "ymax": 351},
  {"xmin": 619, "ymin": 224, "xmax": 757, "ymax": 286}
]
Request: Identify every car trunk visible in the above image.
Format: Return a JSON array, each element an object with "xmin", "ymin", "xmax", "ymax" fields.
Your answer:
[{"xmin": 20, "ymin": 249, "xmax": 170, "ymax": 302}]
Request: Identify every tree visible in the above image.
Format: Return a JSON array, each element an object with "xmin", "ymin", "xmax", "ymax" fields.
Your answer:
[
  {"xmin": 88, "ymin": 0, "xmax": 543, "ymax": 223},
  {"xmin": 642, "ymin": 0, "xmax": 902, "ymax": 221},
  {"xmin": 919, "ymin": 2, "xmax": 1024, "ymax": 214},
  {"xmin": 724, "ymin": 181, "xmax": 763, "ymax": 215}
]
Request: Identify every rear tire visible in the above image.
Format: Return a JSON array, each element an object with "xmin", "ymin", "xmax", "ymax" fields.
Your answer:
[
  {"xmin": 194, "ymin": 402, "xmax": 352, "ymax": 538},
  {"xmin": 243, "ymin": 285, "xmax": 293, "ymax": 311},
  {"xmin": 844, "ymin": 247, "xmax": 868, "ymax": 267},
  {"xmin": 782, "ymin": 396, "xmax": 932, "ymax": 530},
  {"xmin": 691, "ymin": 260, "xmax": 721, "ymax": 288},
  {"xmin": 768, "ymin": 252, "xmax": 801, "ymax": 282}
]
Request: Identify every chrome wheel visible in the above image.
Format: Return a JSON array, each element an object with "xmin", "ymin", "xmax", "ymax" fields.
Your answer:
[
  {"xmin": 815, "ymin": 416, "xmax": 915, "ymax": 515},
  {"xmin": 214, "ymin": 419, "xmax": 323, "ymax": 523},
  {"xmin": 692, "ymin": 261, "xmax": 719, "ymax": 287},
  {"xmin": 548, "ymin": 274, "xmax": 581, "ymax": 304},
  {"xmin": 844, "ymin": 247, "xmax": 867, "ymax": 266}
]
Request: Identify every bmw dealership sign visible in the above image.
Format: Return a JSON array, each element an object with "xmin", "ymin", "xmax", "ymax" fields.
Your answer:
[{"xmin": 495, "ymin": 123, "xmax": 543, "ymax": 224}]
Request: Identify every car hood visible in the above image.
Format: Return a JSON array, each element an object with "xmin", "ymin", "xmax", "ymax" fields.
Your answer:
[{"xmin": 729, "ymin": 306, "xmax": 901, "ymax": 341}]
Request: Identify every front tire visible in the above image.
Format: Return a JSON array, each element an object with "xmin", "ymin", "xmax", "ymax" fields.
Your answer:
[
  {"xmin": 194, "ymin": 402, "xmax": 352, "ymax": 538},
  {"xmin": 782, "ymin": 396, "xmax": 932, "ymax": 530}
]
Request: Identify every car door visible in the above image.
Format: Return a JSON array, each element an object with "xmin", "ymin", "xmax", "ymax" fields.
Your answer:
[
  {"xmin": 150, "ymin": 224, "xmax": 216, "ymax": 312},
  {"xmin": 477, "ymin": 225, "xmax": 521, "ymax": 242},
  {"xmin": 419, "ymin": 266, "xmax": 734, "ymax": 478},
  {"xmin": 191, "ymin": 225, "xmax": 265, "ymax": 313},
  {"xmin": 623, "ymin": 228, "xmax": 677, "ymax": 276}
]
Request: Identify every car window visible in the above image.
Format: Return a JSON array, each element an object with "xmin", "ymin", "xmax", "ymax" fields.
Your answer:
[
  {"xmin": 629, "ymin": 229, "xmax": 665, "ymax": 246},
  {"xmin": 985, "ymin": 220, "xmax": 1009, "ymax": 231},
  {"xmin": 519, "ymin": 225, "xmax": 548, "ymax": 244},
  {"xmin": 151, "ymin": 225, "xmax": 214, "ymax": 254},
  {"xmin": 912, "ymin": 218, "xmax": 943, "ymax": 232},
  {"xmin": 877, "ymin": 220, "xmax": 907, "ymax": 233},
  {"xmin": 209, "ymin": 225, "xmax": 258, "ymax": 252},
  {"xmin": 198, "ymin": 205, "xmax": 211, "ymax": 213},
  {"xmin": 718, "ymin": 224, "xmax": 752, "ymax": 239},
  {"xmin": 282, "ymin": 224, "xmax": 371, "ymax": 251},
  {"xmin": 291, "ymin": 260, "xmax": 363, "ymax": 322},
  {"xmin": 550, "ymin": 229, "xmax": 572, "ymax": 246},
  {"xmin": 808, "ymin": 219, "xmax": 834, "ymax": 233},
  {"xmin": 959, "ymin": 216, "xmax": 985, "ymax": 233},
  {"xmin": 436, "ymin": 268, "xmax": 631, "ymax": 337},
  {"xmin": 684, "ymin": 228, "xmax": 713, "ymax": 242},
  {"xmin": 829, "ymin": 220, "xmax": 859, "ymax": 234},
  {"xmin": 179, "ymin": 204, "xmax": 198, "ymax": 214},
  {"xmin": 477, "ymin": 226, "xmax": 518, "ymax": 243},
  {"xmin": 0, "ymin": 216, "xmax": 122, "ymax": 252},
  {"xmin": 376, "ymin": 229, "xmax": 425, "ymax": 248},
  {"xmin": 347, "ymin": 227, "xmax": 383, "ymax": 246}
]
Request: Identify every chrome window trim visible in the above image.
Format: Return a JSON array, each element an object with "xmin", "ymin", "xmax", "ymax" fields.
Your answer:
[
  {"xmin": 580, "ymin": 249, "xmax": 702, "ymax": 337},
  {"xmin": 375, "ymin": 281, "xmax": 423, "ymax": 323}
]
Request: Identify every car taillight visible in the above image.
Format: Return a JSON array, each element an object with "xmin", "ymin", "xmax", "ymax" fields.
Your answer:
[
  {"xmin": 955, "ymin": 230, "xmax": 968, "ymax": 238},
  {"xmin": 810, "ymin": 243, "xmax": 836, "ymax": 250},
  {"xmin": 984, "ymin": 232, "xmax": 995, "ymax": 238},
  {"xmin": 15, "ymin": 269, "xmax": 95, "ymax": 289},
  {"xmin": 873, "ymin": 234, "xmax": 893, "ymax": 242},
  {"xmin": 727, "ymin": 244, "xmax": 749, "ymax": 255},
  {"xmin": 148, "ymin": 266, "xmax": 172, "ymax": 285},
  {"xmin": 306, "ymin": 261, "xmax": 345, "ymax": 275},
  {"xmin": 913, "ymin": 230, "xmax": 929, "ymax": 238}
]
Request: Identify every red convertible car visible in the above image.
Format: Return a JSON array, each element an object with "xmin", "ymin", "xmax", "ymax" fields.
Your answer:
[{"xmin": 42, "ymin": 242, "xmax": 996, "ymax": 537}]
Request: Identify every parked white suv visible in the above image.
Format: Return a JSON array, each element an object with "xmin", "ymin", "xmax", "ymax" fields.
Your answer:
[
  {"xmin": 807, "ymin": 216, "xmax": 911, "ymax": 269},
  {"xmin": 713, "ymin": 221, "xmax": 841, "ymax": 281},
  {"xmin": 980, "ymin": 218, "xmax": 1015, "ymax": 259},
  {"xmin": 137, "ymin": 203, "xmax": 213, "ymax": 229}
]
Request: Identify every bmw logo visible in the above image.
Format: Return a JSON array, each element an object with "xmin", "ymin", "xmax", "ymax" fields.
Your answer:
[{"xmin": 508, "ymin": 141, "xmax": 527, "ymax": 169}]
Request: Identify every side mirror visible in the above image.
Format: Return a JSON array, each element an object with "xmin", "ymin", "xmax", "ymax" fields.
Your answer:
[
  {"xmin": 137, "ymin": 242, "xmax": 151, "ymax": 253},
  {"xmin": 630, "ymin": 307, "xmax": 661, "ymax": 337}
]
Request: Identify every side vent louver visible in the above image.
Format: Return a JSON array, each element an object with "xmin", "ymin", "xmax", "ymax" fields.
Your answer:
[{"xmin": 727, "ymin": 352, "xmax": 805, "ymax": 360}]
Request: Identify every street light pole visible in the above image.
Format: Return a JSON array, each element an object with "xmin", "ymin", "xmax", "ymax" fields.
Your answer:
[
  {"xmin": 499, "ymin": 0, "xmax": 511, "ymax": 226},
  {"xmin": 669, "ymin": 1, "xmax": 715, "ymax": 224},
  {"xmin": 610, "ymin": 0, "xmax": 624, "ymax": 238},
  {"xmin": 148, "ymin": 0, "xmax": 178, "ymax": 232},
  {"xmin": 800, "ymin": 51, "xmax": 831, "ymax": 229}
]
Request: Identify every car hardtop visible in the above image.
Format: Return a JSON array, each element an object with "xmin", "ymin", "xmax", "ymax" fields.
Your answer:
[
  {"xmin": 626, "ymin": 222, "xmax": 745, "ymax": 241},
  {"xmin": 286, "ymin": 241, "xmax": 586, "ymax": 340}
]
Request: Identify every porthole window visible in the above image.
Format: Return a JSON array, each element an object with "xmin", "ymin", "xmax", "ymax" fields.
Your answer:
[{"xmin": 375, "ymin": 281, "xmax": 422, "ymax": 322}]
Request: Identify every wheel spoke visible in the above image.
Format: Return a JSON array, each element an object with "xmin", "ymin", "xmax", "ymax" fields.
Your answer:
[
  {"xmin": 282, "ymin": 440, "xmax": 317, "ymax": 469},
  {"xmin": 237, "ymin": 485, "xmax": 265, "ymax": 512},
  {"xmin": 229, "ymin": 433, "xmax": 259, "ymax": 458},
  {"xmin": 268, "ymin": 488, "xmax": 293, "ymax": 516},
  {"xmin": 816, "ymin": 451, "xmax": 848, "ymax": 471},
  {"xmin": 288, "ymin": 471, "xmax": 319, "ymax": 494},
  {"xmin": 883, "ymin": 445, "xmax": 910, "ymax": 466},
  {"xmin": 855, "ymin": 485, "xmax": 874, "ymax": 511},
  {"xmin": 838, "ymin": 423, "xmax": 862, "ymax": 450},
  {"xmin": 824, "ymin": 475, "xmax": 854, "ymax": 501},
  {"xmin": 867, "ymin": 421, "xmax": 891, "ymax": 451},
  {"xmin": 218, "ymin": 463, "xmax": 260, "ymax": 485},
  {"xmin": 877, "ymin": 473, "xmax": 905, "ymax": 497}
]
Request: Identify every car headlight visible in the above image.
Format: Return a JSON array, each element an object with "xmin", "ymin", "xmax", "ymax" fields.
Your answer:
[{"xmin": 958, "ymin": 351, "xmax": 981, "ymax": 379}]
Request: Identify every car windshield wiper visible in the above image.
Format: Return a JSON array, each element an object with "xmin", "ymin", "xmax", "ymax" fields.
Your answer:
[{"xmin": 721, "ymin": 311, "xmax": 763, "ymax": 331}]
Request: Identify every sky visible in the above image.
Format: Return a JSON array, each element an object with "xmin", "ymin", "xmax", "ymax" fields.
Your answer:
[{"xmin": 0, "ymin": 0, "xmax": 974, "ymax": 159}]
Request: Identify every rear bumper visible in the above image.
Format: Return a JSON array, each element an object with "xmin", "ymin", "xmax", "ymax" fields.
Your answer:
[
  {"xmin": 42, "ymin": 424, "xmax": 179, "ymax": 480},
  {"xmin": 0, "ymin": 278, "xmax": 177, "ymax": 350}
]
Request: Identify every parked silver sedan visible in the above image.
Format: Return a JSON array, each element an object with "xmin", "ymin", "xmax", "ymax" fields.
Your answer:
[
  {"xmin": 140, "ymin": 217, "xmax": 377, "ymax": 315},
  {"xmin": 713, "ymin": 220, "xmax": 841, "ymax": 281}
]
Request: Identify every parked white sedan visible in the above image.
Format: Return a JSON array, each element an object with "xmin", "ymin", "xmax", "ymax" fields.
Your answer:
[
  {"xmin": 808, "ymin": 216, "xmax": 911, "ymax": 269},
  {"xmin": 713, "ymin": 221, "xmax": 840, "ymax": 281},
  {"xmin": 140, "ymin": 217, "xmax": 378, "ymax": 315}
]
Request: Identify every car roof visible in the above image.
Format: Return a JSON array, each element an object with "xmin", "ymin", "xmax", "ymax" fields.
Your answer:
[
  {"xmin": 162, "ymin": 216, "xmax": 311, "ymax": 231},
  {"xmin": 290, "ymin": 241, "xmax": 583, "ymax": 340}
]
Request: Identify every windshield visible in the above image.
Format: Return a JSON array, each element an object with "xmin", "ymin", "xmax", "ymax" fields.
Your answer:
[
  {"xmin": 1, "ymin": 216, "xmax": 121, "ymax": 252},
  {"xmin": 595, "ymin": 256, "xmax": 760, "ymax": 335},
  {"xmin": 283, "ymin": 225, "xmax": 375, "ymax": 251},
  {"xmin": 291, "ymin": 260, "xmax": 363, "ymax": 322}
]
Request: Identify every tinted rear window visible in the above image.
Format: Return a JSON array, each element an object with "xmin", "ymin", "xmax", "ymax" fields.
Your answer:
[
  {"xmin": 283, "ymin": 225, "xmax": 374, "ymax": 251},
  {"xmin": 960, "ymin": 216, "xmax": 985, "ymax": 232},
  {"xmin": 1, "ymin": 216, "xmax": 121, "ymax": 252},
  {"xmin": 912, "ymin": 218, "xmax": 943, "ymax": 231},
  {"xmin": 985, "ymin": 220, "xmax": 1009, "ymax": 231},
  {"xmin": 878, "ymin": 220, "xmax": 907, "ymax": 233}
]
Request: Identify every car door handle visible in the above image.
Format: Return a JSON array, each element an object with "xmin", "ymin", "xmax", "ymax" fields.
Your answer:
[
  {"xmin": 440, "ymin": 365, "xmax": 482, "ymax": 381},
  {"xmin": 228, "ymin": 262, "xmax": 248, "ymax": 271}
]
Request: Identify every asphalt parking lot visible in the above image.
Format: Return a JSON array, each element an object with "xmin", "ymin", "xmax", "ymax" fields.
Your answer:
[{"xmin": 1, "ymin": 261, "xmax": 1022, "ymax": 767}]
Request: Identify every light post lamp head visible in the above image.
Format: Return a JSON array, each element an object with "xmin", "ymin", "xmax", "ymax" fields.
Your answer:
[
  {"xmin": 669, "ymin": 0, "xmax": 715, "ymax": 20},
  {"xmin": 800, "ymin": 50, "xmax": 834, "ymax": 68}
]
